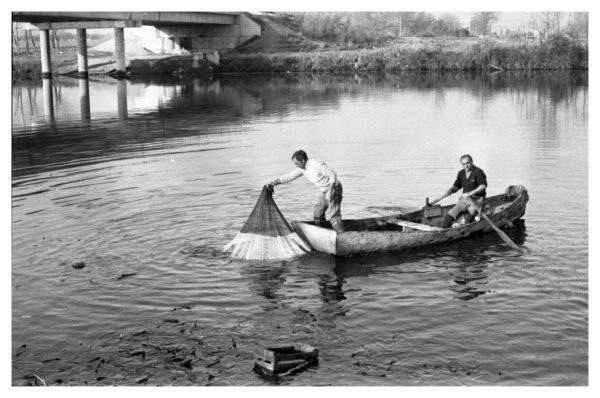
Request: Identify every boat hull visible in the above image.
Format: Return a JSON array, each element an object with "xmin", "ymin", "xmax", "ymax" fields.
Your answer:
[{"xmin": 292, "ymin": 185, "xmax": 528, "ymax": 256}]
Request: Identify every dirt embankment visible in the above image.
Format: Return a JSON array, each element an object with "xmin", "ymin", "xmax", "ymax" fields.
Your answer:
[
  {"xmin": 11, "ymin": 13, "xmax": 333, "ymax": 79},
  {"xmin": 233, "ymin": 13, "xmax": 325, "ymax": 54}
]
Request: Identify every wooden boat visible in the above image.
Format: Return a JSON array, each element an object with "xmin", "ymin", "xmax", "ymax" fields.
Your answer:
[
  {"xmin": 254, "ymin": 344, "xmax": 319, "ymax": 375},
  {"xmin": 292, "ymin": 185, "xmax": 528, "ymax": 256}
]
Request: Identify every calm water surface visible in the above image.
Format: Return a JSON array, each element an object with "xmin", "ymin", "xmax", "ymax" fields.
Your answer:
[{"xmin": 12, "ymin": 71, "xmax": 588, "ymax": 386}]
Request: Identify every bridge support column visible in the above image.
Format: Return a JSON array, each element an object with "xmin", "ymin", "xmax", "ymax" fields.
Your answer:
[
  {"xmin": 42, "ymin": 77, "xmax": 54, "ymax": 121},
  {"xmin": 79, "ymin": 78, "xmax": 91, "ymax": 121},
  {"xmin": 114, "ymin": 27, "xmax": 126, "ymax": 76},
  {"xmin": 39, "ymin": 29, "xmax": 52, "ymax": 77},
  {"xmin": 76, "ymin": 28, "xmax": 89, "ymax": 78},
  {"xmin": 116, "ymin": 79, "xmax": 128, "ymax": 120}
]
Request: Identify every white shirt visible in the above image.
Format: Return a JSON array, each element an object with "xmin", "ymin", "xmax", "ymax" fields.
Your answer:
[{"xmin": 278, "ymin": 158, "xmax": 338, "ymax": 193}]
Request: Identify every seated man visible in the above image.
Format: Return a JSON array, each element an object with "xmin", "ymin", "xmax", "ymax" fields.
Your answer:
[
  {"xmin": 428, "ymin": 154, "xmax": 487, "ymax": 228},
  {"xmin": 268, "ymin": 149, "xmax": 343, "ymax": 232}
]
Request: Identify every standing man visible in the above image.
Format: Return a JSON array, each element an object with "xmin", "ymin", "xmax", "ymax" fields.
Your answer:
[
  {"xmin": 268, "ymin": 149, "xmax": 344, "ymax": 232},
  {"xmin": 428, "ymin": 154, "xmax": 487, "ymax": 228}
]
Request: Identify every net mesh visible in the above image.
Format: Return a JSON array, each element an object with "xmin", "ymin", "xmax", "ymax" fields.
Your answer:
[{"xmin": 223, "ymin": 186, "xmax": 311, "ymax": 260}]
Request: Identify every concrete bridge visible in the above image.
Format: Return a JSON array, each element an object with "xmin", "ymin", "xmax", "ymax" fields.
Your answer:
[{"xmin": 13, "ymin": 11, "xmax": 261, "ymax": 77}]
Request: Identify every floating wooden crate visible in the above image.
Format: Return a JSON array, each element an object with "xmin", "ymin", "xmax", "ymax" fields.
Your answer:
[{"xmin": 254, "ymin": 344, "xmax": 318, "ymax": 375}]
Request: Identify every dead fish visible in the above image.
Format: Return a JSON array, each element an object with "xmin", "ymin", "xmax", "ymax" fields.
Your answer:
[
  {"xmin": 130, "ymin": 350, "xmax": 145, "ymax": 358},
  {"xmin": 180, "ymin": 358, "xmax": 193, "ymax": 369},
  {"xmin": 135, "ymin": 375, "xmax": 149, "ymax": 384},
  {"xmin": 117, "ymin": 273, "xmax": 137, "ymax": 280},
  {"xmin": 172, "ymin": 306, "xmax": 192, "ymax": 311}
]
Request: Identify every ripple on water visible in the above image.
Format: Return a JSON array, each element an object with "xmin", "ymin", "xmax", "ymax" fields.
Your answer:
[{"xmin": 12, "ymin": 72, "xmax": 588, "ymax": 385}]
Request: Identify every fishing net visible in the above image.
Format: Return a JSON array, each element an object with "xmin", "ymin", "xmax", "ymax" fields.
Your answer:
[{"xmin": 223, "ymin": 186, "xmax": 311, "ymax": 260}]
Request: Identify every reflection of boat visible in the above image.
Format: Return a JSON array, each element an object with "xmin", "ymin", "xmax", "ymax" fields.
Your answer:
[
  {"xmin": 292, "ymin": 185, "xmax": 528, "ymax": 256},
  {"xmin": 254, "ymin": 344, "xmax": 319, "ymax": 375}
]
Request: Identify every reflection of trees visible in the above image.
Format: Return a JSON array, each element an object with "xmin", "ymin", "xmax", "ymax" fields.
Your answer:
[
  {"xmin": 506, "ymin": 71, "xmax": 588, "ymax": 146},
  {"xmin": 12, "ymin": 71, "xmax": 586, "ymax": 179}
]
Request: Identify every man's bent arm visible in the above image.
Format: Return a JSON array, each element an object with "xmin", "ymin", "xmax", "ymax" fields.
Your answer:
[
  {"xmin": 271, "ymin": 169, "xmax": 303, "ymax": 186},
  {"xmin": 462, "ymin": 184, "xmax": 487, "ymax": 198},
  {"xmin": 429, "ymin": 187, "xmax": 458, "ymax": 206}
]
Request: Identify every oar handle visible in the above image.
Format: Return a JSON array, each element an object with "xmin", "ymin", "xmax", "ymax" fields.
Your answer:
[{"xmin": 426, "ymin": 197, "xmax": 440, "ymax": 207}]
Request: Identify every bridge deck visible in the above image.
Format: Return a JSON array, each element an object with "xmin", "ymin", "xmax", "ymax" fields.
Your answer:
[{"xmin": 12, "ymin": 11, "xmax": 238, "ymax": 26}]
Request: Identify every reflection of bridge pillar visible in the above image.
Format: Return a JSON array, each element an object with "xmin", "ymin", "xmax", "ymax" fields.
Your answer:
[
  {"xmin": 76, "ymin": 28, "xmax": 89, "ymax": 78},
  {"xmin": 116, "ymin": 78, "xmax": 128, "ymax": 120},
  {"xmin": 42, "ymin": 77, "xmax": 54, "ymax": 121},
  {"xmin": 114, "ymin": 27, "xmax": 126, "ymax": 76},
  {"xmin": 39, "ymin": 29, "xmax": 52, "ymax": 78},
  {"xmin": 79, "ymin": 78, "xmax": 91, "ymax": 121}
]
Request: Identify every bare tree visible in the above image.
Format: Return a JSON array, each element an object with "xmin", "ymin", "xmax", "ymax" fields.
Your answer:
[
  {"xmin": 439, "ymin": 13, "xmax": 462, "ymax": 34},
  {"xmin": 51, "ymin": 30, "xmax": 61, "ymax": 52},
  {"xmin": 27, "ymin": 30, "xmax": 36, "ymax": 52},
  {"xmin": 542, "ymin": 12, "xmax": 552, "ymax": 39},
  {"xmin": 567, "ymin": 12, "xmax": 588, "ymax": 43},
  {"xmin": 12, "ymin": 25, "xmax": 20, "ymax": 54},
  {"xmin": 470, "ymin": 12, "xmax": 499, "ymax": 37}
]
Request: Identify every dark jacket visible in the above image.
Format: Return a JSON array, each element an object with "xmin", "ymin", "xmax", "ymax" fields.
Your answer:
[{"xmin": 451, "ymin": 165, "xmax": 487, "ymax": 198}]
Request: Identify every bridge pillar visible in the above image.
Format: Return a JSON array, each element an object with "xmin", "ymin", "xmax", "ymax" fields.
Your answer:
[
  {"xmin": 39, "ymin": 29, "xmax": 52, "ymax": 77},
  {"xmin": 116, "ymin": 79, "xmax": 128, "ymax": 120},
  {"xmin": 76, "ymin": 28, "xmax": 89, "ymax": 78},
  {"xmin": 114, "ymin": 27, "xmax": 126, "ymax": 76},
  {"xmin": 42, "ymin": 77, "xmax": 54, "ymax": 121},
  {"xmin": 78, "ymin": 78, "xmax": 91, "ymax": 121}
]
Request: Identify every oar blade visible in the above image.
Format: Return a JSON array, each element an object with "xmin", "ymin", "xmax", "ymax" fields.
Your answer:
[{"xmin": 481, "ymin": 213, "xmax": 526, "ymax": 254}]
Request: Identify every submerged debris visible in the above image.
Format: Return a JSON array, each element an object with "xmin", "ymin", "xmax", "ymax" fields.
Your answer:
[
  {"xmin": 253, "ymin": 344, "xmax": 318, "ymax": 376},
  {"xmin": 117, "ymin": 273, "xmax": 137, "ymax": 280},
  {"xmin": 135, "ymin": 375, "xmax": 149, "ymax": 384}
]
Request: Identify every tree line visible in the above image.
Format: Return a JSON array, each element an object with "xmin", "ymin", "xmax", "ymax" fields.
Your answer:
[{"xmin": 292, "ymin": 12, "xmax": 588, "ymax": 46}]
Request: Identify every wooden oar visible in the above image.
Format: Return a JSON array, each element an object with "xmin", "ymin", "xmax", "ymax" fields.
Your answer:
[{"xmin": 465, "ymin": 197, "xmax": 525, "ymax": 253}]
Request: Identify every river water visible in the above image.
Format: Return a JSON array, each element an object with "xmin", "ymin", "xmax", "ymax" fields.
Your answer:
[{"xmin": 11, "ymin": 71, "xmax": 588, "ymax": 386}]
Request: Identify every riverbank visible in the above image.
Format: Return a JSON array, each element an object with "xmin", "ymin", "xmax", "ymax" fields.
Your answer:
[
  {"xmin": 11, "ymin": 50, "xmax": 218, "ymax": 80},
  {"xmin": 217, "ymin": 37, "xmax": 588, "ymax": 73},
  {"xmin": 12, "ymin": 36, "xmax": 587, "ymax": 80}
]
